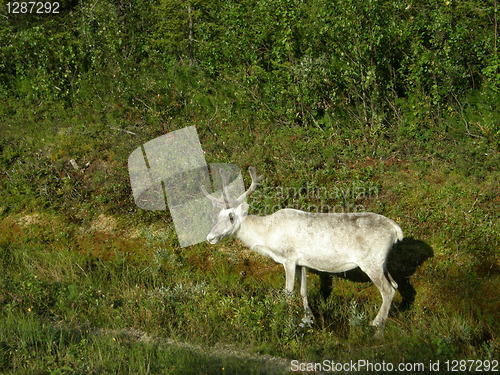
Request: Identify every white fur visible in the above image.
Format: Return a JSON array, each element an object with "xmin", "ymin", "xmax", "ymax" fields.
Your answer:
[{"xmin": 205, "ymin": 168, "xmax": 403, "ymax": 330}]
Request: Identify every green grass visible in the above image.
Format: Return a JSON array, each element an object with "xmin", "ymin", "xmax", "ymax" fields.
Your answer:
[
  {"xmin": 0, "ymin": 310, "xmax": 289, "ymax": 375},
  {"xmin": 1, "ymin": 115, "xmax": 499, "ymax": 372},
  {"xmin": 0, "ymin": 46, "xmax": 498, "ymax": 375},
  {"xmin": 0, "ymin": 176, "xmax": 498, "ymax": 373}
]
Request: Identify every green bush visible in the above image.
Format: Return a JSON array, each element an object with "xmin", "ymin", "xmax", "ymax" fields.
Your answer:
[{"xmin": 0, "ymin": 0, "xmax": 498, "ymax": 371}]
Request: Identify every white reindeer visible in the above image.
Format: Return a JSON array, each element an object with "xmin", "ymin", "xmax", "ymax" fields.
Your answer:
[{"xmin": 202, "ymin": 167, "xmax": 403, "ymax": 331}]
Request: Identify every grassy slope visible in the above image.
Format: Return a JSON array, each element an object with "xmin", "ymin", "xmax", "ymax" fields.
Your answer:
[{"xmin": 0, "ymin": 71, "xmax": 499, "ymax": 373}]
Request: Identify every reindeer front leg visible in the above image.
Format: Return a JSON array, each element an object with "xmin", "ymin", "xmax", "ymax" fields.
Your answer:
[
  {"xmin": 297, "ymin": 266, "xmax": 314, "ymax": 324},
  {"xmin": 283, "ymin": 262, "xmax": 296, "ymax": 295},
  {"xmin": 283, "ymin": 263, "xmax": 314, "ymax": 325}
]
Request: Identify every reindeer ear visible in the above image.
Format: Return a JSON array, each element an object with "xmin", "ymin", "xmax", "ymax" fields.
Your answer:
[{"xmin": 237, "ymin": 202, "xmax": 249, "ymax": 215}]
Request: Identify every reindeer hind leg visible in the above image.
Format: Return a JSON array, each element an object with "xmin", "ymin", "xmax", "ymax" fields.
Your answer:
[{"xmin": 358, "ymin": 264, "xmax": 397, "ymax": 331}]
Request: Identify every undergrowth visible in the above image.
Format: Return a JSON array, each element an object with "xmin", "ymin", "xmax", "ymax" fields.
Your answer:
[
  {"xmin": 0, "ymin": 1, "xmax": 498, "ymax": 372},
  {"xmin": 0, "ymin": 96, "xmax": 498, "ymax": 372}
]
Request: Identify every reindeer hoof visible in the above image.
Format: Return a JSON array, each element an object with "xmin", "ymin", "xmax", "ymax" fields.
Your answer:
[
  {"xmin": 373, "ymin": 328, "xmax": 385, "ymax": 339},
  {"xmin": 370, "ymin": 320, "xmax": 386, "ymax": 338},
  {"xmin": 299, "ymin": 316, "xmax": 314, "ymax": 328}
]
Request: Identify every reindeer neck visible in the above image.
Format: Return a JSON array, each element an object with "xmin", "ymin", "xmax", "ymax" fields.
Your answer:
[{"xmin": 234, "ymin": 214, "xmax": 269, "ymax": 249}]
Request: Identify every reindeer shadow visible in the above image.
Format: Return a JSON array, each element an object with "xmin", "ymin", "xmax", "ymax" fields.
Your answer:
[{"xmin": 315, "ymin": 237, "xmax": 434, "ymax": 312}]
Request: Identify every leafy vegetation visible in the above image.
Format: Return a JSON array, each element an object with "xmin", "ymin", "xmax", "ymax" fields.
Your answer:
[{"xmin": 0, "ymin": 0, "xmax": 498, "ymax": 373}]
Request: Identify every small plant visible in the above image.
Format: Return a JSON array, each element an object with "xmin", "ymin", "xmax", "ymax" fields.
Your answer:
[{"xmin": 348, "ymin": 300, "xmax": 367, "ymax": 327}]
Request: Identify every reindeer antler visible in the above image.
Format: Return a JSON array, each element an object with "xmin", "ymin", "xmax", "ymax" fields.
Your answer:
[
  {"xmin": 233, "ymin": 166, "xmax": 264, "ymax": 205},
  {"xmin": 200, "ymin": 183, "xmax": 227, "ymax": 208},
  {"xmin": 201, "ymin": 167, "xmax": 236, "ymax": 208},
  {"xmin": 201, "ymin": 166, "xmax": 264, "ymax": 208}
]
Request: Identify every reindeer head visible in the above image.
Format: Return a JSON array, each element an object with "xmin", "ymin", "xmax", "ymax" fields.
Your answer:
[{"xmin": 202, "ymin": 167, "xmax": 263, "ymax": 244}]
